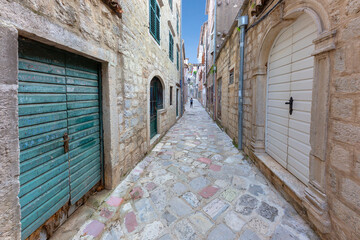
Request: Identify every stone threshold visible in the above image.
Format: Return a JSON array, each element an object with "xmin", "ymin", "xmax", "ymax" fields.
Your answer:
[{"xmin": 249, "ymin": 152, "xmax": 308, "ymax": 218}]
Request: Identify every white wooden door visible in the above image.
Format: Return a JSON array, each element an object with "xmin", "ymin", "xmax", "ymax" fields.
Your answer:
[{"xmin": 266, "ymin": 14, "xmax": 317, "ymax": 185}]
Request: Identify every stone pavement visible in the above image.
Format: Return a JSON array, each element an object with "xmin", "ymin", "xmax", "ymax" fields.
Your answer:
[{"xmin": 71, "ymin": 99, "xmax": 319, "ymax": 240}]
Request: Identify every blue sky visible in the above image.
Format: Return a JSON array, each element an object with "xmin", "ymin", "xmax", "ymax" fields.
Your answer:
[{"xmin": 182, "ymin": 0, "xmax": 207, "ymax": 64}]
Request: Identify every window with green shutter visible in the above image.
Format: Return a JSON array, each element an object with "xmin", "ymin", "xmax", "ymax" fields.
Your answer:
[
  {"xmin": 177, "ymin": 12, "xmax": 179, "ymax": 34},
  {"xmin": 169, "ymin": 0, "xmax": 173, "ymax": 11},
  {"xmin": 169, "ymin": 31, "xmax": 174, "ymax": 62},
  {"xmin": 177, "ymin": 50, "xmax": 179, "ymax": 70},
  {"xmin": 150, "ymin": 0, "xmax": 160, "ymax": 44}
]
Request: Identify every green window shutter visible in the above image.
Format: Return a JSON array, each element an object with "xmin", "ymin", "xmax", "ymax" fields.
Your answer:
[
  {"xmin": 177, "ymin": 13, "xmax": 179, "ymax": 34},
  {"xmin": 177, "ymin": 50, "xmax": 179, "ymax": 70},
  {"xmin": 169, "ymin": 0, "xmax": 173, "ymax": 10},
  {"xmin": 150, "ymin": 0, "xmax": 160, "ymax": 44},
  {"xmin": 155, "ymin": 3, "xmax": 160, "ymax": 42},
  {"xmin": 169, "ymin": 32, "xmax": 174, "ymax": 62}
]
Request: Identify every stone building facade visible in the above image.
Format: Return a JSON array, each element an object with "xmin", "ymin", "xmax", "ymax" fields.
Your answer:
[
  {"xmin": 0, "ymin": 0, "xmax": 182, "ymax": 239},
  {"xmin": 214, "ymin": 0, "xmax": 360, "ymax": 239}
]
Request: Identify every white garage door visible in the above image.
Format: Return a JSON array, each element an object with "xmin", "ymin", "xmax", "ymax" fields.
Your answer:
[{"xmin": 266, "ymin": 14, "xmax": 317, "ymax": 185}]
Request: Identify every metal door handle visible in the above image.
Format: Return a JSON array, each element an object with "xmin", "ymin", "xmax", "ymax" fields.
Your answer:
[
  {"xmin": 285, "ymin": 97, "xmax": 293, "ymax": 115},
  {"xmin": 62, "ymin": 132, "xmax": 70, "ymax": 153}
]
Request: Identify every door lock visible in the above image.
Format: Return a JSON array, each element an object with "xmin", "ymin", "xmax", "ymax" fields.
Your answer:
[
  {"xmin": 285, "ymin": 97, "xmax": 294, "ymax": 115},
  {"xmin": 62, "ymin": 132, "xmax": 70, "ymax": 153}
]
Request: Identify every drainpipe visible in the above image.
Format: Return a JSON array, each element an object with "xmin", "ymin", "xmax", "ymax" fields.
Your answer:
[
  {"xmin": 212, "ymin": 0, "xmax": 217, "ymax": 120},
  {"xmin": 237, "ymin": 15, "xmax": 248, "ymax": 150},
  {"xmin": 180, "ymin": 3, "xmax": 184, "ymax": 115}
]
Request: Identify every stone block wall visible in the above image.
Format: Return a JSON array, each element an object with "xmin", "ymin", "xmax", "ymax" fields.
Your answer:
[
  {"xmin": 0, "ymin": 21, "xmax": 21, "ymax": 240},
  {"xmin": 215, "ymin": 26, "xmax": 240, "ymax": 143},
  {"xmin": 326, "ymin": 0, "xmax": 360, "ymax": 238},
  {"xmin": 215, "ymin": 0, "xmax": 360, "ymax": 239},
  {"xmin": 0, "ymin": 0, "xmax": 181, "ymax": 238}
]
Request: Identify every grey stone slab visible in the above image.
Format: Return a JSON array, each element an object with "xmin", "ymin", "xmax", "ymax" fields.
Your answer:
[
  {"xmin": 189, "ymin": 212, "xmax": 213, "ymax": 235},
  {"xmin": 271, "ymin": 225, "xmax": 299, "ymax": 240},
  {"xmin": 159, "ymin": 234, "xmax": 173, "ymax": 240},
  {"xmin": 224, "ymin": 211, "xmax": 245, "ymax": 232},
  {"xmin": 135, "ymin": 198, "xmax": 157, "ymax": 223},
  {"xmin": 173, "ymin": 182, "xmax": 188, "ymax": 195},
  {"xmin": 150, "ymin": 188, "xmax": 168, "ymax": 211},
  {"xmin": 162, "ymin": 161, "xmax": 173, "ymax": 167},
  {"xmin": 248, "ymin": 185, "xmax": 264, "ymax": 196},
  {"xmin": 281, "ymin": 205, "xmax": 320, "ymax": 239},
  {"xmin": 224, "ymin": 154, "xmax": 244, "ymax": 164},
  {"xmin": 182, "ymin": 192, "xmax": 200, "ymax": 208},
  {"xmin": 174, "ymin": 219, "xmax": 197, "ymax": 240},
  {"xmin": 181, "ymin": 166, "xmax": 192, "ymax": 173},
  {"xmin": 232, "ymin": 176, "xmax": 248, "ymax": 190},
  {"xmin": 238, "ymin": 229, "xmax": 261, "ymax": 240},
  {"xmin": 140, "ymin": 221, "xmax": 164, "ymax": 240},
  {"xmin": 189, "ymin": 176, "xmax": 210, "ymax": 191},
  {"xmin": 235, "ymin": 194, "xmax": 259, "ymax": 216},
  {"xmin": 207, "ymin": 224, "xmax": 236, "ymax": 240},
  {"xmin": 203, "ymin": 198, "xmax": 229, "ymax": 220},
  {"xmin": 168, "ymin": 198, "xmax": 192, "ymax": 217},
  {"xmin": 162, "ymin": 211, "xmax": 177, "ymax": 226},
  {"xmin": 222, "ymin": 165, "xmax": 251, "ymax": 177},
  {"xmin": 257, "ymin": 202, "xmax": 278, "ymax": 222}
]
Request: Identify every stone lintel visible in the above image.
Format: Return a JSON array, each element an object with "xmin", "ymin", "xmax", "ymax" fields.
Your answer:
[{"xmin": 168, "ymin": 20, "xmax": 176, "ymax": 37}]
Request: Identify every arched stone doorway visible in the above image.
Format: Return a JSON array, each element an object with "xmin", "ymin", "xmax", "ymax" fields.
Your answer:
[
  {"xmin": 150, "ymin": 77, "xmax": 163, "ymax": 138},
  {"xmin": 265, "ymin": 13, "xmax": 317, "ymax": 185}
]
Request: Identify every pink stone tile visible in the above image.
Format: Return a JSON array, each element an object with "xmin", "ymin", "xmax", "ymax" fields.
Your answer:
[
  {"xmin": 197, "ymin": 157, "xmax": 212, "ymax": 165},
  {"xmin": 130, "ymin": 187, "xmax": 144, "ymax": 200},
  {"xmin": 209, "ymin": 164, "xmax": 221, "ymax": 172},
  {"xmin": 106, "ymin": 196, "xmax": 124, "ymax": 207},
  {"xmin": 146, "ymin": 182, "xmax": 157, "ymax": 191},
  {"xmin": 199, "ymin": 186, "xmax": 219, "ymax": 199},
  {"xmin": 83, "ymin": 220, "xmax": 105, "ymax": 237},
  {"xmin": 134, "ymin": 168, "xmax": 143, "ymax": 174},
  {"xmin": 125, "ymin": 212, "xmax": 138, "ymax": 233},
  {"xmin": 100, "ymin": 208, "xmax": 113, "ymax": 219}
]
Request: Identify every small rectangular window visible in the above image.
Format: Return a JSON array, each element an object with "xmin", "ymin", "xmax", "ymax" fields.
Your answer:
[
  {"xmin": 169, "ymin": 0, "xmax": 173, "ymax": 11},
  {"xmin": 170, "ymin": 86, "xmax": 173, "ymax": 105},
  {"xmin": 169, "ymin": 31, "xmax": 174, "ymax": 62},
  {"xmin": 229, "ymin": 69, "xmax": 234, "ymax": 85}
]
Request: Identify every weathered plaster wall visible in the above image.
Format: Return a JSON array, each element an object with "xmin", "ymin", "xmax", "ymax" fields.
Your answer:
[
  {"xmin": 0, "ymin": 0, "xmax": 181, "ymax": 238},
  {"xmin": 216, "ymin": 0, "xmax": 360, "ymax": 239}
]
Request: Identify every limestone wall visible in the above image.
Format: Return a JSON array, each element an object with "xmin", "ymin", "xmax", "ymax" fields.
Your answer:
[
  {"xmin": 215, "ymin": 0, "xmax": 360, "ymax": 239},
  {"xmin": 215, "ymin": 26, "xmax": 240, "ymax": 143},
  {"xmin": 0, "ymin": 0, "xmax": 181, "ymax": 238}
]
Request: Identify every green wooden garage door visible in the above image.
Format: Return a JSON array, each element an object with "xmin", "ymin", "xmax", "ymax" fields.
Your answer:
[{"xmin": 18, "ymin": 38, "xmax": 102, "ymax": 239}]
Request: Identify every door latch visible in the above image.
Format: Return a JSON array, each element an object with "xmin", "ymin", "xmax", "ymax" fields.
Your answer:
[
  {"xmin": 62, "ymin": 132, "xmax": 70, "ymax": 153},
  {"xmin": 285, "ymin": 97, "xmax": 294, "ymax": 115}
]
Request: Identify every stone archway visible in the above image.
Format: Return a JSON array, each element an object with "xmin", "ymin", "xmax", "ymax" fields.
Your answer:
[{"xmin": 150, "ymin": 77, "xmax": 164, "ymax": 139}]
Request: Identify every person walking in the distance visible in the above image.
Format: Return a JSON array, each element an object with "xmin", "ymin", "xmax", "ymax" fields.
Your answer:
[{"xmin": 190, "ymin": 98, "xmax": 193, "ymax": 108}]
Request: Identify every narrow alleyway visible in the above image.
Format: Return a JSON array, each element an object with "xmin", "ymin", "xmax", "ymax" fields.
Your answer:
[{"xmin": 73, "ymin": 100, "xmax": 318, "ymax": 240}]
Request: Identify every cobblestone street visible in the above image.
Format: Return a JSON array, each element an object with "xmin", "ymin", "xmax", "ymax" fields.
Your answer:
[{"xmin": 72, "ymin": 100, "xmax": 319, "ymax": 240}]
